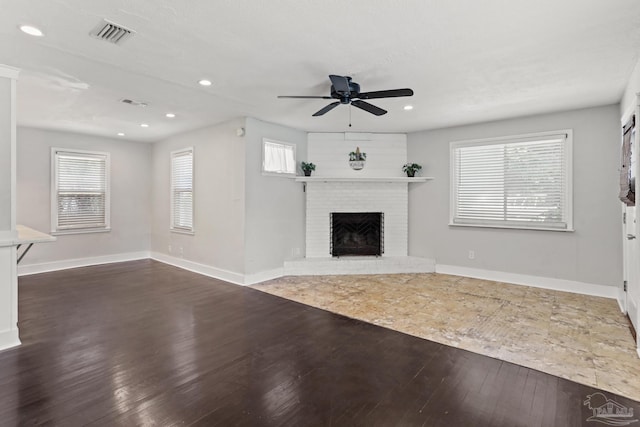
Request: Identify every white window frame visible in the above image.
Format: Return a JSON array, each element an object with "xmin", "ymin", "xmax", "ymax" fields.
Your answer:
[
  {"xmin": 262, "ymin": 138, "xmax": 296, "ymax": 176},
  {"xmin": 170, "ymin": 147, "xmax": 194, "ymax": 234},
  {"xmin": 450, "ymin": 130, "xmax": 573, "ymax": 232},
  {"xmin": 51, "ymin": 148, "xmax": 111, "ymax": 235}
]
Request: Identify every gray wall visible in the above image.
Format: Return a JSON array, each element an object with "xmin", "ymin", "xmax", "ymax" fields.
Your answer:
[
  {"xmin": 0, "ymin": 78, "xmax": 12, "ymax": 230},
  {"xmin": 408, "ymin": 104, "xmax": 622, "ymax": 287},
  {"xmin": 150, "ymin": 118, "xmax": 247, "ymax": 274},
  {"xmin": 243, "ymin": 117, "xmax": 307, "ymax": 275},
  {"xmin": 621, "ymin": 56, "xmax": 640, "ymax": 117},
  {"xmin": 16, "ymin": 127, "xmax": 152, "ymax": 264}
]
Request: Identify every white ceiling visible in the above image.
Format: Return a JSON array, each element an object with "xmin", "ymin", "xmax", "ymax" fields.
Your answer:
[{"xmin": 1, "ymin": 0, "xmax": 640, "ymax": 142}]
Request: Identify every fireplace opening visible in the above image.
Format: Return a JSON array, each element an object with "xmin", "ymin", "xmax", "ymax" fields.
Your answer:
[{"xmin": 331, "ymin": 212, "xmax": 384, "ymax": 257}]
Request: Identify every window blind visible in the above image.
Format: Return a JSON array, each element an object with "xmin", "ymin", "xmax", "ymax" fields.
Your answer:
[
  {"xmin": 54, "ymin": 150, "xmax": 109, "ymax": 231},
  {"xmin": 171, "ymin": 148, "xmax": 194, "ymax": 231},
  {"xmin": 451, "ymin": 133, "xmax": 571, "ymax": 230},
  {"xmin": 263, "ymin": 140, "xmax": 296, "ymax": 174}
]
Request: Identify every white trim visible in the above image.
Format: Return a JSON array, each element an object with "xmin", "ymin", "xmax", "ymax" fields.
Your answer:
[
  {"xmin": 0, "ymin": 230, "xmax": 19, "ymax": 247},
  {"xmin": 0, "ymin": 64, "xmax": 20, "ymax": 80},
  {"xmin": 449, "ymin": 129, "xmax": 573, "ymax": 232},
  {"xmin": 51, "ymin": 228, "xmax": 111, "ymax": 236},
  {"xmin": 448, "ymin": 222, "xmax": 575, "ymax": 232},
  {"xmin": 295, "ymin": 176, "xmax": 434, "ymax": 183},
  {"xmin": 18, "ymin": 251, "xmax": 149, "ymax": 276},
  {"xmin": 0, "ymin": 329, "xmax": 20, "ymax": 352},
  {"xmin": 244, "ymin": 267, "xmax": 285, "ymax": 285},
  {"xmin": 617, "ymin": 287, "xmax": 626, "ymax": 313},
  {"xmin": 170, "ymin": 147, "xmax": 194, "ymax": 233},
  {"xmin": 435, "ymin": 264, "xmax": 618, "ymax": 300},
  {"xmin": 150, "ymin": 252, "xmax": 245, "ymax": 285},
  {"xmin": 284, "ymin": 256, "xmax": 436, "ymax": 276},
  {"xmin": 50, "ymin": 148, "xmax": 111, "ymax": 233},
  {"xmin": 262, "ymin": 138, "xmax": 297, "ymax": 176},
  {"xmin": 10, "ymin": 77, "xmax": 16, "ymax": 229}
]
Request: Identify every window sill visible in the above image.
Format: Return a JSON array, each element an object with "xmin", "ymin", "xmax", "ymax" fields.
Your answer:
[
  {"xmin": 448, "ymin": 222, "xmax": 574, "ymax": 232},
  {"xmin": 262, "ymin": 171, "xmax": 296, "ymax": 178},
  {"xmin": 170, "ymin": 228, "xmax": 194, "ymax": 236},
  {"xmin": 52, "ymin": 227, "xmax": 111, "ymax": 236}
]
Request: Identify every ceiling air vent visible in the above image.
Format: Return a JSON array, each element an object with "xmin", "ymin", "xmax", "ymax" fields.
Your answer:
[
  {"xmin": 120, "ymin": 98, "xmax": 148, "ymax": 107},
  {"xmin": 90, "ymin": 19, "xmax": 135, "ymax": 45}
]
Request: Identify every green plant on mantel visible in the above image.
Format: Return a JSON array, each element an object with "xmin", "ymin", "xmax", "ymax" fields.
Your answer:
[
  {"xmin": 403, "ymin": 163, "xmax": 422, "ymax": 177},
  {"xmin": 301, "ymin": 161, "xmax": 316, "ymax": 176}
]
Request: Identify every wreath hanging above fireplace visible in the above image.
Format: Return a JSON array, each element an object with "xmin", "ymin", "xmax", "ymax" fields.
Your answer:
[{"xmin": 349, "ymin": 147, "xmax": 366, "ymax": 170}]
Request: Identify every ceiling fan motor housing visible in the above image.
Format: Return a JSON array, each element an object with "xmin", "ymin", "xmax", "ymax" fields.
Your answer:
[{"xmin": 331, "ymin": 79, "xmax": 360, "ymax": 104}]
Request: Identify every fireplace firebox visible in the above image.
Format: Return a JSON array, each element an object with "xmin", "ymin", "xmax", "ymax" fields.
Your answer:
[{"xmin": 330, "ymin": 212, "xmax": 384, "ymax": 257}]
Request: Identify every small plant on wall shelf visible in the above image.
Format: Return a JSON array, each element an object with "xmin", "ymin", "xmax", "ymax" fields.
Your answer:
[
  {"xmin": 301, "ymin": 161, "xmax": 316, "ymax": 176},
  {"xmin": 403, "ymin": 163, "xmax": 422, "ymax": 177}
]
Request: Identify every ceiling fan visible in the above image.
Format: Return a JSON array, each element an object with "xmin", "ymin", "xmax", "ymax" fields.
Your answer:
[{"xmin": 278, "ymin": 75, "xmax": 414, "ymax": 117}]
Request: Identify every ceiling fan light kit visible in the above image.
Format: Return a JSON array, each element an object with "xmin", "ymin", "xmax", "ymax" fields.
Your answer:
[{"xmin": 278, "ymin": 75, "xmax": 414, "ymax": 118}]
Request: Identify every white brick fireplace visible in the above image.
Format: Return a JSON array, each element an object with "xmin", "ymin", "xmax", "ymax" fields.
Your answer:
[
  {"xmin": 305, "ymin": 181, "xmax": 408, "ymax": 257},
  {"xmin": 284, "ymin": 132, "xmax": 435, "ymax": 275}
]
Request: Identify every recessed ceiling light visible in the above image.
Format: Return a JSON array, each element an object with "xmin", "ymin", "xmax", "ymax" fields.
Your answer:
[
  {"xmin": 198, "ymin": 79, "xmax": 212, "ymax": 87},
  {"xmin": 117, "ymin": 132, "xmax": 125, "ymax": 137},
  {"xmin": 140, "ymin": 123, "xmax": 149, "ymax": 128},
  {"xmin": 165, "ymin": 113, "xmax": 176, "ymax": 118},
  {"xmin": 19, "ymin": 25, "xmax": 44, "ymax": 37},
  {"xmin": 403, "ymin": 105, "xmax": 414, "ymax": 111}
]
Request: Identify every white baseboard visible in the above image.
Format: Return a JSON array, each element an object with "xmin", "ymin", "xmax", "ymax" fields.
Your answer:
[
  {"xmin": 150, "ymin": 252, "xmax": 245, "ymax": 285},
  {"xmin": 617, "ymin": 287, "xmax": 626, "ymax": 313},
  {"xmin": 0, "ymin": 329, "xmax": 20, "ymax": 352},
  {"xmin": 18, "ymin": 251, "xmax": 151, "ymax": 276},
  {"xmin": 244, "ymin": 267, "xmax": 284, "ymax": 285},
  {"xmin": 435, "ymin": 264, "xmax": 618, "ymax": 300}
]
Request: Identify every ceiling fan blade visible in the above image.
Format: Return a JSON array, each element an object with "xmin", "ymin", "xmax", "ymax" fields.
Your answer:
[
  {"xmin": 351, "ymin": 100, "xmax": 387, "ymax": 116},
  {"xmin": 358, "ymin": 88, "xmax": 414, "ymax": 99},
  {"xmin": 329, "ymin": 75, "xmax": 350, "ymax": 94},
  {"xmin": 278, "ymin": 95, "xmax": 333, "ymax": 99},
  {"xmin": 312, "ymin": 102, "xmax": 341, "ymax": 116}
]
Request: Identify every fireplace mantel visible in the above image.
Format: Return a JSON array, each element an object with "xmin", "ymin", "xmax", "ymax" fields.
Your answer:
[{"xmin": 295, "ymin": 176, "xmax": 433, "ymax": 183}]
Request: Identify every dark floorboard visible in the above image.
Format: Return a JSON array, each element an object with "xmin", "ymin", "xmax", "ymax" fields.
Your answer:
[{"xmin": 0, "ymin": 259, "xmax": 638, "ymax": 426}]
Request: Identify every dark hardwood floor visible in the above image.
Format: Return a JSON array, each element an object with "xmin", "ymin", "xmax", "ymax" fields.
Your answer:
[{"xmin": 1, "ymin": 260, "xmax": 638, "ymax": 426}]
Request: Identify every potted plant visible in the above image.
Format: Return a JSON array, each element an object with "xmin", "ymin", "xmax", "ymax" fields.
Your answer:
[
  {"xmin": 403, "ymin": 163, "xmax": 422, "ymax": 177},
  {"xmin": 349, "ymin": 147, "xmax": 366, "ymax": 170},
  {"xmin": 301, "ymin": 161, "xmax": 316, "ymax": 176}
]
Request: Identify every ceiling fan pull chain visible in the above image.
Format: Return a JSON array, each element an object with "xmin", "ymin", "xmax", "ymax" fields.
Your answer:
[{"xmin": 349, "ymin": 104, "xmax": 352, "ymax": 127}]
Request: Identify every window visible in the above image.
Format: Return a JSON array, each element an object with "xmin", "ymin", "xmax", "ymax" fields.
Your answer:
[
  {"xmin": 171, "ymin": 148, "xmax": 194, "ymax": 233},
  {"xmin": 262, "ymin": 139, "xmax": 296, "ymax": 175},
  {"xmin": 619, "ymin": 115, "xmax": 636, "ymax": 206},
  {"xmin": 51, "ymin": 148, "xmax": 110, "ymax": 234},
  {"xmin": 450, "ymin": 130, "xmax": 572, "ymax": 231}
]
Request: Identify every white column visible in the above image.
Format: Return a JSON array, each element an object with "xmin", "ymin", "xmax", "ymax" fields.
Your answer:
[{"xmin": 0, "ymin": 64, "xmax": 20, "ymax": 350}]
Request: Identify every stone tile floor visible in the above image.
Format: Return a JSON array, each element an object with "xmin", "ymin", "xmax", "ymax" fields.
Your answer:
[{"xmin": 253, "ymin": 273, "xmax": 640, "ymax": 401}]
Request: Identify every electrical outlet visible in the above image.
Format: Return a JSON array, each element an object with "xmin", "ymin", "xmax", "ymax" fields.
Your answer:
[
  {"xmin": 179, "ymin": 247, "xmax": 184, "ymax": 257},
  {"xmin": 168, "ymin": 245, "xmax": 172, "ymax": 253},
  {"xmin": 468, "ymin": 250, "xmax": 475, "ymax": 260},
  {"xmin": 292, "ymin": 247, "xmax": 301, "ymax": 256}
]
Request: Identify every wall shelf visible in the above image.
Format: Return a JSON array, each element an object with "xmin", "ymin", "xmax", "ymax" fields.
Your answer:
[{"xmin": 295, "ymin": 176, "xmax": 433, "ymax": 183}]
